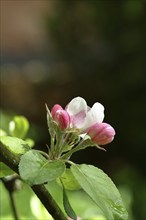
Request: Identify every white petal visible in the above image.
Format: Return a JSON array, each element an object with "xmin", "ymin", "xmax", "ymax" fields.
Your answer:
[
  {"xmin": 66, "ymin": 97, "xmax": 88, "ymax": 116},
  {"xmin": 82, "ymin": 102, "xmax": 105, "ymax": 130}
]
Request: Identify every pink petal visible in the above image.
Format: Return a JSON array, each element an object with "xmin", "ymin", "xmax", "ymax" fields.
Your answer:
[
  {"xmin": 87, "ymin": 122, "xmax": 115, "ymax": 145},
  {"xmin": 51, "ymin": 104, "xmax": 63, "ymax": 119},
  {"xmin": 53, "ymin": 109, "xmax": 70, "ymax": 130}
]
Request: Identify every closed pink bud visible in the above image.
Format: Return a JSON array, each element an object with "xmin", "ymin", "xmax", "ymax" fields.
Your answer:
[
  {"xmin": 87, "ymin": 122, "xmax": 115, "ymax": 145},
  {"xmin": 53, "ymin": 109, "xmax": 70, "ymax": 130},
  {"xmin": 51, "ymin": 104, "xmax": 63, "ymax": 119}
]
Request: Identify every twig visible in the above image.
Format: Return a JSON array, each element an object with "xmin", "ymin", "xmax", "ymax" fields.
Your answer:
[
  {"xmin": 1, "ymin": 177, "xmax": 19, "ymax": 220},
  {"xmin": 9, "ymin": 191, "xmax": 19, "ymax": 220}
]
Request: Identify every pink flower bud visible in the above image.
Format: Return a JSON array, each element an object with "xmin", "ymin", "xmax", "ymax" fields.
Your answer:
[
  {"xmin": 87, "ymin": 123, "xmax": 115, "ymax": 145},
  {"xmin": 52, "ymin": 109, "xmax": 70, "ymax": 130},
  {"xmin": 51, "ymin": 104, "xmax": 63, "ymax": 119}
]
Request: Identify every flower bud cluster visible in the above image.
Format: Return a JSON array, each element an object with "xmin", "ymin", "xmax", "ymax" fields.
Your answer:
[{"xmin": 46, "ymin": 97, "xmax": 115, "ymax": 159}]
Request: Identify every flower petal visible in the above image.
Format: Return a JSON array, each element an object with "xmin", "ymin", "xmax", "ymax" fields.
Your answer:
[
  {"xmin": 51, "ymin": 104, "xmax": 63, "ymax": 119},
  {"xmin": 91, "ymin": 123, "xmax": 116, "ymax": 145},
  {"xmin": 53, "ymin": 110, "xmax": 70, "ymax": 130},
  {"xmin": 82, "ymin": 102, "xmax": 105, "ymax": 131},
  {"xmin": 66, "ymin": 97, "xmax": 87, "ymax": 116},
  {"xmin": 66, "ymin": 97, "xmax": 88, "ymax": 128},
  {"xmin": 70, "ymin": 111, "xmax": 86, "ymax": 128}
]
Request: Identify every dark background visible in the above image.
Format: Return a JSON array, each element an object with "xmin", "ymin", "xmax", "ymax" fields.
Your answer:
[{"xmin": 1, "ymin": 1, "xmax": 146, "ymax": 219}]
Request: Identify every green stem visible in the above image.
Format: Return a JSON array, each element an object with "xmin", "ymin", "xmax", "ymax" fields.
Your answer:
[
  {"xmin": 61, "ymin": 139, "xmax": 96, "ymax": 159},
  {"xmin": 0, "ymin": 143, "xmax": 66, "ymax": 220},
  {"xmin": 61, "ymin": 144, "xmax": 84, "ymax": 159}
]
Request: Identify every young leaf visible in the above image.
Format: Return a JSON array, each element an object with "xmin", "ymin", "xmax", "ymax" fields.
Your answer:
[
  {"xmin": 71, "ymin": 164, "xmax": 128, "ymax": 220},
  {"xmin": 0, "ymin": 162, "xmax": 15, "ymax": 177},
  {"xmin": 0, "ymin": 136, "xmax": 30, "ymax": 155},
  {"xmin": 9, "ymin": 116, "xmax": 29, "ymax": 139},
  {"xmin": 62, "ymin": 181, "xmax": 77, "ymax": 220},
  {"xmin": 19, "ymin": 150, "xmax": 66, "ymax": 185},
  {"xmin": 25, "ymin": 138, "xmax": 35, "ymax": 148}
]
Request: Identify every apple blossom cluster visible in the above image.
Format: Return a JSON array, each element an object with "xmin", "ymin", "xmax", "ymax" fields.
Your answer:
[{"xmin": 46, "ymin": 97, "xmax": 115, "ymax": 159}]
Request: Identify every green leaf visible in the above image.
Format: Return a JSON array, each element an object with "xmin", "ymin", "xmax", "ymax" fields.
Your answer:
[
  {"xmin": 0, "ymin": 162, "xmax": 15, "ymax": 177},
  {"xmin": 71, "ymin": 164, "xmax": 128, "ymax": 220},
  {"xmin": 19, "ymin": 150, "xmax": 66, "ymax": 185},
  {"xmin": 57, "ymin": 168, "xmax": 81, "ymax": 190},
  {"xmin": 0, "ymin": 129, "xmax": 7, "ymax": 137},
  {"xmin": 0, "ymin": 136, "xmax": 30, "ymax": 155},
  {"xmin": 62, "ymin": 182, "xmax": 77, "ymax": 220},
  {"xmin": 9, "ymin": 116, "xmax": 29, "ymax": 139}
]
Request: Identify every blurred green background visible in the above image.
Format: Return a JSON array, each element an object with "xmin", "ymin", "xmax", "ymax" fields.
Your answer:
[{"xmin": 0, "ymin": 1, "xmax": 145, "ymax": 219}]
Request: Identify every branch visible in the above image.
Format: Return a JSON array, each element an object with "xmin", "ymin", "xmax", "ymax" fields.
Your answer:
[{"xmin": 0, "ymin": 144, "xmax": 66, "ymax": 220}]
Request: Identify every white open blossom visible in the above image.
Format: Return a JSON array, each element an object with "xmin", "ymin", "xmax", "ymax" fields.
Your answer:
[{"xmin": 66, "ymin": 97, "xmax": 105, "ymax": 131}]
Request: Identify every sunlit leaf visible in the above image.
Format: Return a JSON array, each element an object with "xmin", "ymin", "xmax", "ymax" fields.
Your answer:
[
  {"xmin": 71, "ymin": 164, "xmax": 128, "ymax": 220},
  {"xmin": 0, "ymin": 129, "xmax": 7, "ymax": 137},
  {"xmin": 0, "ymin": 136, "xmax": 30, "ymax": 155},
  {"xmin": 19, "ymin": 150, "xmax": 66, "ymax": 185},
  {"xmin": 0, "ymin": 162, "xmax": 15, "ymax": 177},
  {"xmin": 30, "ymin": 195, "xmax": 53, "ymax": 220}
]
